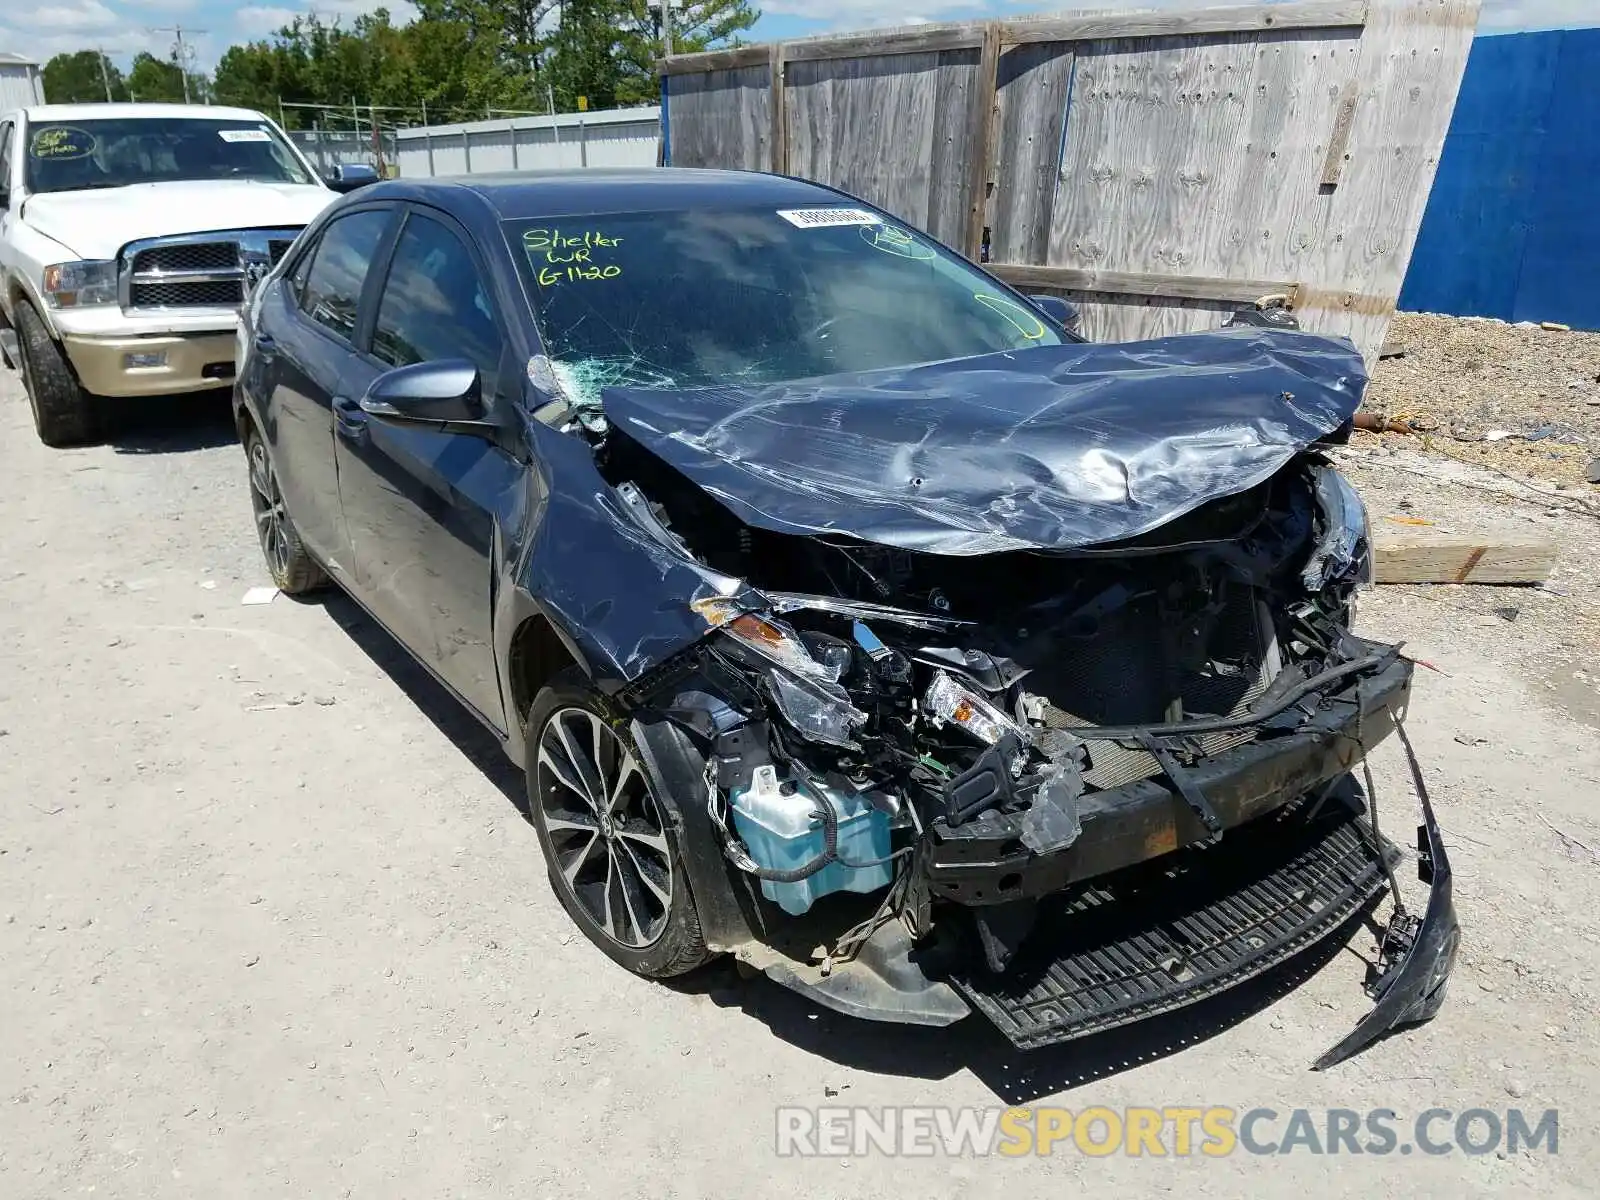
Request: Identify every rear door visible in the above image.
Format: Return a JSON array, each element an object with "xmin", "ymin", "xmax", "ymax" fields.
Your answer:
[
  {"xmin": 333, "ymin": 204, "xmax": 522, "ymax": 729},
  {"xmin": 257, "ymin": 205, "xmax": 394, "ymax": 573}
]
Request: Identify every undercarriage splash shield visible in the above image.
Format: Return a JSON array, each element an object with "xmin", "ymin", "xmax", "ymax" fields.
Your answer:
[{"xmin": 947, "ymin": 803, "xmax": 1395, "ymax": 1051}]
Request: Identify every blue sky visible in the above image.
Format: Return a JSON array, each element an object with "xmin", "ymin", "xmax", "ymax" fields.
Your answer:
[{"xmin": 3, "ymin": 0, "xmax": 1595, "ymax": 77}]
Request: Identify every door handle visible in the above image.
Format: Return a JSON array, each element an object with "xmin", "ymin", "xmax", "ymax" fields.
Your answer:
[
  {"xmin": 253, "ymin": 332, "xmax": 277, "ymax": 360},
  {"xmin": 332, "ymin": 395, "xmax": 369, "ymax": 442}
]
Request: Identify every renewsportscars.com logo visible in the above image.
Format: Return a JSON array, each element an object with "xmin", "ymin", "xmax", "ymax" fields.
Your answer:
[{"xmin": 775, "ymin": 1106, "xmax": 1560, "ymax": 1158}]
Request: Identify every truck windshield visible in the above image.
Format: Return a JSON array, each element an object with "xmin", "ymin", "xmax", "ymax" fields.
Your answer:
[
  {"xmin": 504, "ymin": 207, "xmax": 1067, "ymax": 403},
  {"xmin": 24, "ymin": 117, "xmax": 316, "ymax": 194}
]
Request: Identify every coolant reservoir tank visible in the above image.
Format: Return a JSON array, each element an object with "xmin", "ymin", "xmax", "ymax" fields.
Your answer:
[{"xmin": 729, "ymin": 766, "xmax": 893, "ymax": 916}]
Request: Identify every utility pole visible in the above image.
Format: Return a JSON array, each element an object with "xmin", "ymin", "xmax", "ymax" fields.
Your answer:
[
  {"xmin": 150, "ymin": 25, "xmax": 208, "ymax": 104},
  {"xmin": 96, "ymin": 47, "xmax": 113, "ymax": 102}
]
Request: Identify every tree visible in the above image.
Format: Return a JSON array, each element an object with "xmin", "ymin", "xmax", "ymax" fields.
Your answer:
[
  {"xmin": 42, "ymin": 51, "xmax": 128, "ymax": 103},
  {"xmin": 126, "ymin": 51, "xmax": 204, "ymax": 103}
]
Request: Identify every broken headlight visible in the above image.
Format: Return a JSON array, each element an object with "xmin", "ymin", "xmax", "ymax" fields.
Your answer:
[
  {"xmin": 923, "ymin": 670, "xmax": 1027, "ymax": 751},
  {"xmin": 1303, "ymin": 467, "xmax": 1374, "ymax": 592},
  {"xmin": 716, "ymin": 612, "xmax": 868, "ymax": 748}
]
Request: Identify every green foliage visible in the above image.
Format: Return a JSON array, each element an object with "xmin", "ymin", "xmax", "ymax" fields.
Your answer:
[
  {"xmin": 42, "ymin": 51, "xmax": 129, "ymax": 103},
  {"xmin": 126, "ymin": 52, "xmax": 204, "ymax": 104}
]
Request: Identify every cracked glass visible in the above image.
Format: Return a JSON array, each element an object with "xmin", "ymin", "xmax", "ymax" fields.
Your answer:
[{"xmin": 503, "ymin": 207, "xmax": 1064, "ymax": 410}]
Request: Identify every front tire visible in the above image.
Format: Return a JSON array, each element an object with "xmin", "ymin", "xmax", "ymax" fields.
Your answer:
[
  {"xmin": 15, "ymin": 304, "xmax": 98, "ymax": 447},
  {"xmin": 244, "ymin": 430, "xmax": 327, "ymax": 594},
  {"xmin": 526, "ymin": 668, "xmax": 710, "ymax": 978}
]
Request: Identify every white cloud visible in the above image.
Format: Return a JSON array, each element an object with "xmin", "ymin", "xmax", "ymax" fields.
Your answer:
[
  {"xmin": 34, "ymin": 0, "xmax": 120, "ymax": 29},
  {"xmin": 236, "ymin": 4, "xmax": 301, "ymax": 34}
]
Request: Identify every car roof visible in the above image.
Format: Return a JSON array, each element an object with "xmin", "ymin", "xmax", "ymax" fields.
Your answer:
[
  {"xmin": 359, "ymin": 169, "xmax": 854, "ymax": 219},
  {"xmin": 23, "ymin": 103, "xmax": 271, "ymax": 123}
]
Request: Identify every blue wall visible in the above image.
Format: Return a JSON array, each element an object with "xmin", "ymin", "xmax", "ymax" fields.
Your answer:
[{"xmin": 1399, "ymin": 28, "xmax": 1600, "ymax": 330}]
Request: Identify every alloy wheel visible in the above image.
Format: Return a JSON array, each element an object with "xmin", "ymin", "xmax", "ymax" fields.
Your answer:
[
  {"xmin": 535, "ymin": 707, "xmax": 674, "ymax": 949},
  {"xmin": 247, "ymin": 440, "xmax": 291, "ymax": 581}
]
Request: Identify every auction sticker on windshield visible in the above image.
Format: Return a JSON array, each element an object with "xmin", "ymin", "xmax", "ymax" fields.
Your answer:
[
  {"xmin": 776, "ymin": 208, "xmax": 882, "ymax": 229},
  {"xmin": 218, "ymin": 128, "xmax": 273, "ymax": 143}
]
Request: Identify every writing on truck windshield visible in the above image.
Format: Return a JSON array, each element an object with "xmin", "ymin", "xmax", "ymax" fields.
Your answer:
[
  {"xmin": 24, "ymin": 118, "xmax": 315, "ymax": 193},
  {"xmin": 505, "ymin": 207, "xmax": 1063, "ymax": 407}
]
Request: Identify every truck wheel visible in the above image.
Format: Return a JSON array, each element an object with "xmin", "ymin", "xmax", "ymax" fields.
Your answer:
[
  {"xmin": 15, "ymin": 304, "xmax": 99, "ymax": 447},
  {"xmin": 245, "ymin": 430, "xmax": 327, "ymax": 594},
  {"xmin": 526, "ymin": 667, "xmax": 711, "ymax": 979}
]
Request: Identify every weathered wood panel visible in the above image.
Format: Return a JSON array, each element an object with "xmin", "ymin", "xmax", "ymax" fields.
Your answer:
[
  {"xmin": 782, "ymin": 24, "xmax": 986, "ymax": 63},
  {"xmin": 989, "ymin": 41, "xmax": 1076, "ymax": 265},
  {"xmin": 1044, "ymin": 29, "xmax": 1362, "ymax": 286},
  {"xmin": 784, "ymin": 50, "xmax": 981, "ymax": 248},
  {"xmin": 667, "ymin": 64, "xmax": 772, "ymax": 170},
  {"xmin": 1001, "ymin": 1, "xmax": 1368, "ymax": 45},
  {"xmin": 1295, "ymin": 0, "xmax": 1481, "ymax": 360}
]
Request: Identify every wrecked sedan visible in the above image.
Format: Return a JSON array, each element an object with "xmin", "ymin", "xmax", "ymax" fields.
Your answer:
[{"xmin": 233, "ymin": 170, "xmax": 1458, "ymax": 1068}]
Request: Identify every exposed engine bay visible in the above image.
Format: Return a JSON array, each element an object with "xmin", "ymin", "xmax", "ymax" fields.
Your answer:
[{"xmin": 540, "ymin": 328, "xmax": 1460, "ymax": 1070}]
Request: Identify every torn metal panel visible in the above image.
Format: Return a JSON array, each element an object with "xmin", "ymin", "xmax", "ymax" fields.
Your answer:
[{"xmin": 603, "ymin": 327, "xmax": 1367, "ymax": 556}]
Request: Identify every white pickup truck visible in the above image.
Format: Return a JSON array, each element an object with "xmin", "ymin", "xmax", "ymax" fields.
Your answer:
[{"xmin": 0, "ymin": 103, "xmax": 338, "ymax": 445}]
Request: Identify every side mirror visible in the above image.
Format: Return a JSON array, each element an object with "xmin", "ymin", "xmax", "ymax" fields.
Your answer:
[
  {"xmin": 324, "ymin": 163, "xmax": 380, "ymax": 192},
  {"xmin": 361, "ymin": 359, "xmax": 485, "ymax": 425},
  {"xmin": 1027, "ymin": 294, "xmax": 1083, "ymax": 338}
]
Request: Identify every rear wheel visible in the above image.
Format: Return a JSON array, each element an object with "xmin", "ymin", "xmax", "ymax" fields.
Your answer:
[
  {"xmin": 526, "ymin": 669, "xmax": 710, "ymax": 978},
  {"xmin": 245, "ymin": 430, "xmax": 327, "ymax": 594},
  {"xmin": 15, "ymin": 304, "xmax": 98, "ymax": 447}
]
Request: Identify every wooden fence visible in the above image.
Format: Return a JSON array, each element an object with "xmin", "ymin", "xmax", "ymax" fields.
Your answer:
[{"xmin": 660, "ymin": 0, "xmax": 1480, "ymax": 363}]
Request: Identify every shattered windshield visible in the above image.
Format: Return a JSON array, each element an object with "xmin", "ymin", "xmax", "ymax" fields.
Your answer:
[{"xmin": 504, "ymin": 206, "xmax": 1065, "ymax": 406}]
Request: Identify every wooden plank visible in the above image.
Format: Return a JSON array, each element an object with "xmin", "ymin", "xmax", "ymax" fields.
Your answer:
[
  {"xmin": 989, "ymin": 41, "xmax": 1076, "ymax": 265},
  {"xmin": 987, "ymin": 263, "xmax": 1297, "ymax": 303},
  {"xmin": 660, "ymin": 46, "xmax": 771, "ymax": 76},
  {"xmin": 964, "ymin": 23, "xmax": 1002, "ymax": 259},
  {"xmin": 770, "ymin": 42, "xmax": 788, "ymax": 173},
  {"xmin": 781, "ymin": 24, "xmax": 985, "ymax": 64},
  {"xmin": 1374, "ymin": 535, "xmax": 1557, "ymax": 585},
  {"xmin": 1000, "ymin": 1, "xmax": 1369, "ymax": 46},
  {"xmin": 1320, "ymin": 78, "xmax": 1360, "ymax": 186},
  {"xmin": 666, "ymin": 65, "xmax": 772, "ymax": 170}
]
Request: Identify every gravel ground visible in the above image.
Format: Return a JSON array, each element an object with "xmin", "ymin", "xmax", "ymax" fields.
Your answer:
[
  {"xmin": 3, "ymin": 360, "xmax": 1599, "ymax": 1198},
  {"xmin": 1363, "ymin": 312, "xmax": 1600, "ymax": 490}
]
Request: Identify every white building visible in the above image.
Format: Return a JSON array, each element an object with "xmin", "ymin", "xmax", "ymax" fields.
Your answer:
[{"xmin": 0, "ymin": 51, "xmax": 46, "ymax": 110}]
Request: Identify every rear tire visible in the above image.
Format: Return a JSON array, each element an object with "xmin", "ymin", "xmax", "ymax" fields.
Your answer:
[
  {"xmin": 244, "ymin": 429, "xmax": 327, "ymax": 594},
  {"xmin": 15, "ymin": 304, "xmax": 98, "ymax": 447},
  {"xmin": 526, "ymin": 667, "xmax": 710, "ymax": 979}
]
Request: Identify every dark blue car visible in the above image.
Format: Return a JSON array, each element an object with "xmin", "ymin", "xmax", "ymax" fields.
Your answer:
[{"xmin": 233, "ymin": 169, "xmax": 1457, "ymax": 1068}]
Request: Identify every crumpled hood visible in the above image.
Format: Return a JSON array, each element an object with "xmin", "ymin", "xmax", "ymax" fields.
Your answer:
[
  {"xmin": 24, "ymin": 180, "xmax": 335, "ymax": 260},
  {"xmin": 602, "ymin": 326, "xmax": 1367, "ymax": 556}
]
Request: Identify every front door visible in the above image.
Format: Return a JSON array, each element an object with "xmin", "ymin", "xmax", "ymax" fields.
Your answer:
[{"xmin": 333, "ymin": 205, "xmax": 520, "ymax": 729}]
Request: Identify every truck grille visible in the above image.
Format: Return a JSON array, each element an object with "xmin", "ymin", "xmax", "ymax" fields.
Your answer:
[{"xmin": 121, "ymin": 229, "xmax": 303, "ymax": 312}]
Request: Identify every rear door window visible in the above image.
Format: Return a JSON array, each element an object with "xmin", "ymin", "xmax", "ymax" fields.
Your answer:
[{"xmin": 298, "ymin": 209, "xmax": 390, "ymax": 343}]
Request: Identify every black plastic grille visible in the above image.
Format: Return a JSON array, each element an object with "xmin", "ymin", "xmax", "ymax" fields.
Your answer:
[
  {"xmin": 949, "ymin": 805, "xmax": 1393, "ymax": 1050},
  {"xmin": 130, "ymin": 280, "xmax": 244, "ymax": 308},
  {"xmin": 131, "ymin": 242, "xmax": 239, "ymax": 273}
]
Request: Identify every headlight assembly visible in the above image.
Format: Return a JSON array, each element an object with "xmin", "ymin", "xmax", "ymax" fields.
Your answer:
[
  {"xmin": 713, "ymin": 611, "xmax": 867, "ymax": 748},
  {"xmin": 41, "ymin": 261, "xmax": 119, "ymax": 309},
  {"xmin": 1303, "ymin": 466, "xmax": 1374, "ymax": 592}
]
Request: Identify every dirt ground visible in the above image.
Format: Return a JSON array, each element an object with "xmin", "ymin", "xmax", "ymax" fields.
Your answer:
[{"xmin": 3, "ymin": 346, "xmax": 1599, "ymax": 1198}]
